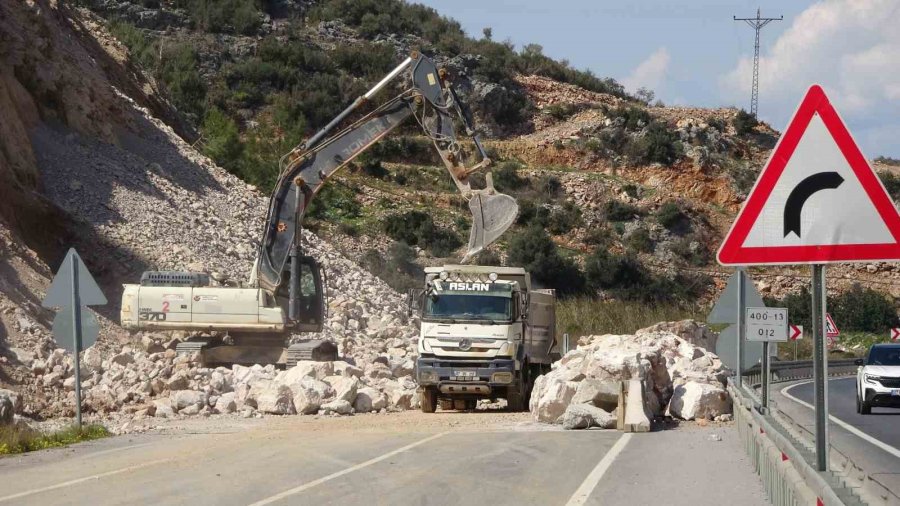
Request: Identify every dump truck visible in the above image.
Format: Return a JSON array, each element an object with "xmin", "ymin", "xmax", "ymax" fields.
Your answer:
[
  {"xmin": 410, "ymin": 265, "xmax": 557, "ymax": 412},
  {"xmin": 120, "ymin": 52, "xmax": 518, "ymax": 367}
]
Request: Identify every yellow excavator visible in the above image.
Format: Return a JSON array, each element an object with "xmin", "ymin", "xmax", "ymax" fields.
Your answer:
[{"xmin": 121, "ymin": 52, "xmax": 519, "ymax": 367}]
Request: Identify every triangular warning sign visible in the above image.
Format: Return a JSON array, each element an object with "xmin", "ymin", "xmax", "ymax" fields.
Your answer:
[{"xmin": 718, "ymin": 84, "xmax": 900, "ymax": 265}]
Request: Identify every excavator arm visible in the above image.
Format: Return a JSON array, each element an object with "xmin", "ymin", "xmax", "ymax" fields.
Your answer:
[{"xmin": 255, "ymin": 52, "xmax": 518, "ymax": 298}]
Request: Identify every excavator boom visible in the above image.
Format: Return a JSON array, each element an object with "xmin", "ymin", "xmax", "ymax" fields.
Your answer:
[{"xmin": 256, "ymin": 53, "xmax": 518, "ymax": 295}]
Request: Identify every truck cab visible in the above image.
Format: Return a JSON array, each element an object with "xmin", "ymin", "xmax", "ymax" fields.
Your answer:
[{"xmin": 411, "ymin": 265, "xmax": 556, "ymax": 412}]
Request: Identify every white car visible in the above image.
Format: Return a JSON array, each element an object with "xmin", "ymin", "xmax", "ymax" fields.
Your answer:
[{"xmin": 856, "ymin": 343, "xmax": 900, "ymax": 414}]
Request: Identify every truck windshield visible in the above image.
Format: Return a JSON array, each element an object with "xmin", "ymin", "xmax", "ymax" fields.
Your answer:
[
  {"xmin": 867, "ymin": 347, "xmax": 900, "ymax": 366},
  {"xmin": 424, "ymin": 294, "xmax": 512, "ymax": 321}
]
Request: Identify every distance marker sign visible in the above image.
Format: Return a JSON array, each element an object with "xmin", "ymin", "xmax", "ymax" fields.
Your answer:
[
  {"xmin": 718, "ymin": 85, "xmax": 900, "ymax": 265},
  {"xmin": 746, "ymin": 307, "xmax": 788, "ymax": 342}
]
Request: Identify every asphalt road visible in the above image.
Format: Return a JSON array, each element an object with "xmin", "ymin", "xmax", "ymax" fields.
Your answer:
[
  {"xmin": 785, "ymin": 377, "xmax": 900, "ymax": 450},
  {"xmin": 0, "ymin": 413, "xmax": 767, "ymax": 506},
  {"xmin": 777, "ymin": 377, "xmax": 900, "ymax": 499}
]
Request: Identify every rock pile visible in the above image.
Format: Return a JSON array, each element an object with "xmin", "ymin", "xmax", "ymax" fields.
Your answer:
[{"xmin": 530, "ymin": 320, "xmax": 731, "ymax": 428}]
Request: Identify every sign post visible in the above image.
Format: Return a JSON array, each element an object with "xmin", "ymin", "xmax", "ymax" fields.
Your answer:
[
  {"xmin": 811, "ymin": 265, "xmax": 828, "ymax": 471},
  {"xmin": 717, "ymin": 85, "xmax": 900, "ymax": 472},
  {"xmin": 746, "ymin": 307, "xmax": 788, "ymax": 412},
  {"xmin": 41, "ymin": 249, "xmax": 106, "ymax": 428},
  {"xmin": 789, "ymin": 324, "xmax": 803, "ymax": 360}
]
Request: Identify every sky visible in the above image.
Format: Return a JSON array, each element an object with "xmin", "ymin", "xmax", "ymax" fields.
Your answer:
[{"xmin": 416, "ymin": 0, "xmax": 900, "ymax": 158}]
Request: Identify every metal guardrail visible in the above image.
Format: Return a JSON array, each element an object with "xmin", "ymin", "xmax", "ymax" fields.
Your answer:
[
  {"xmin": 731, "ymin": 382, "xmax": 863, "ymax": 505},
  {"xmin": 743, "ymin": 359, "xmax": 859, "ymax": 387}
]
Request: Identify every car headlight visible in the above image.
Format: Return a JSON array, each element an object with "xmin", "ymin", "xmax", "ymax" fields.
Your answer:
[{"xmin": 864, "ymin": 374, "xmax": 882, "ymax": 384}]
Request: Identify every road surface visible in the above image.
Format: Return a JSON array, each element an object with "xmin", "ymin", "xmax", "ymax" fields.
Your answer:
[
  {"xmin": 0, "ymin": 412, "xmax": 767, "ymax": 506},
  {"xmin": 776, "ymin": 377, "xmax": 900, "ymax": 499}
]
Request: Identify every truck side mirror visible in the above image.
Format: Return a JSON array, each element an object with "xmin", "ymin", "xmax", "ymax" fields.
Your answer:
[
  {"xmin": 407, "ymin": 288, "xmax": 423, "ymax": 317},
  {"xmin": 854, "ymin": 358, "xmax": 864, "ymax": 366}
]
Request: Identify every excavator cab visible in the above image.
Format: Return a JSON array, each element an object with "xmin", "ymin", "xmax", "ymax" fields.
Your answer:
[{"xmin": 276, "ymin": 256, "xmax": 325, "ymax": 333}]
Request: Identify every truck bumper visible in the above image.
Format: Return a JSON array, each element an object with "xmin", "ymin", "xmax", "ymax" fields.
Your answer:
[{"xmin": 415, "ymin": 357, "xmax": 516, "ymax": 392}]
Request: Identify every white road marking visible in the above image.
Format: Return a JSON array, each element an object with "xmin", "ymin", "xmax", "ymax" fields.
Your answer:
[
  {"xmin": 247, "ymin": 431, "xmax": 449, "ymax": 506},
  {"xmin": 564, "ymin": 433, "xmax": 633, "ymax": 506},
  {"xmin": 81, "ymin": 442, "xmax": 153, "ymax": 460},
  {"xmin": 781, "ymin": 380, "xmax": 900, "ymax": 459},
  {"xmin": 0, "ymin": 458, "xmax": 172, "ymax": 503}
]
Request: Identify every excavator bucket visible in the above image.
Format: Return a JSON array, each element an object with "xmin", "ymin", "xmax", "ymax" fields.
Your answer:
[{"xmin": 464, "ymin": 189, "xmax": 519, "ymax": 262}]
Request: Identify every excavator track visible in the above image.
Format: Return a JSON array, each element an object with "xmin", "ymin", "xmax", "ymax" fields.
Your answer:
[{"xmin": 286, "ymin": 339, "xmax": 339, "ymax": 368}]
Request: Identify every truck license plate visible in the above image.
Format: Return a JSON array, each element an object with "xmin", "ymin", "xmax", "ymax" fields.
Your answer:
[{"xmin": 453, "ymin": 370, "xmax": 477, "ymax": 380}]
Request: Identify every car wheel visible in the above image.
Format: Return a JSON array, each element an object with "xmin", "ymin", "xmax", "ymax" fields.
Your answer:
[
  {"xmin": 860, "ymin": 393, "xmax": 872, "ymax": 415},
  {"xmin": 856, "ymin": 392, "xmax": 861, "ymax": 414}
]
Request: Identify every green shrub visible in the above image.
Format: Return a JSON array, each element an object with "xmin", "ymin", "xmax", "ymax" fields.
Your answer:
[
  {"xmin": 626, "ymin": 122, "xmax": 683, "ymax": 165},
  {"xmin": 474, "ymin": 249, "xmax": 502, "ymax": 266},
  {"xmin": 546, "ymin": 102, "xmax": 578, "ymax": 120},
  {"xmin": 506, "ymin": 226, "xmax": 584, "ymax": 295},
  {"xmin": 874, "ymin": 156, "xmax": 900, "ymax": 166},
  {"xmin": 331, "ymin": 42, "xmax": 396, "ymax": 78},
  {"xmin": 583, "ymin": 227, "xmax": 613, "ymax": 247},
  {"xmin": 201, "ymin": 108, "xmax": 243, "ymax": 171},
  {"xmin": 656, "ymin": 201, "xmax": 690, "ymax": 233},
  {"xmin": 493, "ymin": 161, "xmax": 528, "ymax": 192},
  {"xmin": 669, "ymin": 236, "xmax": 710, "ymax": 266},
  {"xmin": 584, "ymin": 248, "xmax": 706, "ymax": 302},
  {"xmin": 0, "ymin": 424, "xmax": 109, "ymax": 455},
  {"xmin": 357, "ymin": 157, "xmax": 390, "ymax": 180},
  {"xmin": 831, "ymin": 285, "xmax": 898, "ymax": 333},
  {"xmin": 607, "ymin": 105, "xmax": 652, "ymax": 130},
  {"xmin": 307, "ymin": 183, "xmax": 361, "ymax": 222},
  {"xmin": 175, "ymin": 0, "xmax": 262, "ymax": 35},
  {"xmin": 360, "ymin": 242, "xmax": 424, "ymax": 292},
  {"xmin": 622, "ymin": 183, "xmax": 639, "ymax": 199},
  {"xmin": 766, "ymin": 285, "xmax": 897, "ymax": 334},
  {"xmin": 382, "ymin": 211, "xmax": 463, "ymax": 257},
  {"xmin": 878, "ymin": 171, "xmax": 900, "ymax": 201},
  {"xmin": 604, "ymin": 200, "xmax": 641, "ymax": 221},
  {"xmin": 625, "ymin": 228, "xmax": 654, "ymax": 253},
  {"xmin": 548, "ymin": 201, "xmax": 583, "ymax": 235},
  {"xmin": 732, "ymin": 109, "xmax": 759, "ymax": 135}
]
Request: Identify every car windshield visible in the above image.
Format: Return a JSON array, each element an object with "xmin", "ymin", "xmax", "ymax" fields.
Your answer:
[
  {"xmin": 424, "ymin": 294, "xmax": 512, "ymax": 321},
  {"xmin": 867, "ymin": 347, "xmax": 900, "ymax": 366}
]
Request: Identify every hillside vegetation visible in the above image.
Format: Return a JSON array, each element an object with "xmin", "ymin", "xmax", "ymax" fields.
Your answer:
[{"xmin": 83, "ymin": 0, "xmax": 899, "ymax": 335}]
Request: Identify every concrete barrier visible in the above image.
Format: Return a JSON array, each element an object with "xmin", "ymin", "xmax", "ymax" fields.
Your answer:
[{"xmin": 622, "ymin": 379, "xmax": 651, "ymax": 433}]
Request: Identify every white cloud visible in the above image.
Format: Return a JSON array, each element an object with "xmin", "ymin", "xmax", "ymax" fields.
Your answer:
[
  {"xmin": 622, "ymin": 47, "xmax": 670, "ymax": 96},
  {"xmin": 720, "ymin": 0, "xmax": 900, "ymax": 156}
]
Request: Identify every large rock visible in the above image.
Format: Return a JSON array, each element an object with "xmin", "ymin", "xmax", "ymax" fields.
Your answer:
[
  {"xmin": 321, "ymin": 399, "xmax": 352, "ymax": 415},
  {"xmin": 153, "ymin": 398, "xmax": 176, "ymax": 418},
  {"xmin": 171, "ymin": 390, "xmax": 207, "ymax": 412},
  {"xmin": 354, "ymin": 386, "xmax": 388, "ymax": 413},
  {"xmin": 277, "ymin": 361, "xmax": 334, "ymax": 384},
  {"xmin": 570, "ymin": 379, "xmax": 620, "ymax": 411},
  {"xmin": 291, "ymin": 377, "xmax": 327, "ymax": 415},
  {"xmin": 530, "ymin": 375, "xmax": 577, "ymax": 423},
  {"xmin": 325, "ymin": 375, "xmax": 358, "ymax": 404},
  {"xmin": 214, "ymin": 392, "xmax": 237, "ymax": 414},
  {"xmin": 561, "ymin": 404, "xmax": 616, "ymax": 430},
  {"xmin": 531, "ymin": 323, "xmax": 730, "ymax": 424},
  {"xmin": 667, "ymin": 382, "xmax": 731, "ymax": 420},
  {"xmin": 252, "ymin": 381, "xmax": 296, "ymax": 415},
  {"xmin": 0, "ymin": 391, "xmax": 13, "ymax": 425}
]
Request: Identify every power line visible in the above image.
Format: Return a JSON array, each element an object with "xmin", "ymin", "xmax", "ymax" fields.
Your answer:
[{"xmin": 734, "ymin": 8, "xmax": 783, "ymax": 117}]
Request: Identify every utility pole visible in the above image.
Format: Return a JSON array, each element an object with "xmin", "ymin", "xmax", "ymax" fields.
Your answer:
[{"xmin": 734, "ymin": 8, "xmax": 782, "ymax": 117}]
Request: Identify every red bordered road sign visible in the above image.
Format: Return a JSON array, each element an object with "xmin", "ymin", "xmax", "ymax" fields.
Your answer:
[
  {"xmin": 789, "ymin": 324, "xmax": 803, "ymax": 341},
  {"xmin": 718, "ymin": 85, "xmax": 900, "ymax": 266},
  {"xmin": 825, "ymin": 313, "xmax": 840, "ymax": 338},
  {"xmin": 891, "ymin": 328, "xmax": 900, "ymax": 342}
]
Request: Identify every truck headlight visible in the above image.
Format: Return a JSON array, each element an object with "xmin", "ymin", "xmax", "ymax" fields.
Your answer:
[
  {"xmin": 419, "ymin": 371, "xmax": 438, "ymax": 384},
  {"xmin": 491, "ymin": 372, "xmax": 513, "ymax": 384}
]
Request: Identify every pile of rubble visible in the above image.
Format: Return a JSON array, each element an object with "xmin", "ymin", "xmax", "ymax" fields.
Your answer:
[{"xmin": 530, "ymin": 320, "xmax": 732, "ymax": 429}]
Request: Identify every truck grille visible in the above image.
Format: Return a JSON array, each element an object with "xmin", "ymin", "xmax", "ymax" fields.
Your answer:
[{"xmin": 878, "ymin": 377, "xmax": 900, "ymax": 388}]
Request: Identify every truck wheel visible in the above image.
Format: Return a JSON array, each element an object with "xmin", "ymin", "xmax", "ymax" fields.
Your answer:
[
  {"xmin": 420, "ymin": 388, "xmax": 437, "ymax": 413},
  {"xmin": 507, "ymin": 382, "xmax": 527, "ymax": 412},
  {"xmin": 464, "ymin": 399, "xmax": 477, "ymax": 411}
]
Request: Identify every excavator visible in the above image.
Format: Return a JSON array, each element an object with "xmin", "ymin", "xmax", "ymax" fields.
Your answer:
[{"xmin": 120, "ymin": 52, "xmax": 519, "ymax": 367}]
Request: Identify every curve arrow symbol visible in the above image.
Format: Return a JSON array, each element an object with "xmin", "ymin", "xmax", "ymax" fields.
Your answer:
[
  {"xmin": 892, "ymin": 328, "xmax": 900, "ymax": 341},
  {"xmin": 783, "ymin": 171, "xmax": 844, "ymax": 238},
  {"xmin": 789, "ymin": 324, "xmax": 803, "ymax": 341}
]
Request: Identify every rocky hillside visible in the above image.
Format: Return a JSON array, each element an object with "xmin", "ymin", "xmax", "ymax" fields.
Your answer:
[
  {"xmin": 0, "ymin": 1, "xmax": 419, "ymax": 423},
  {"xmin": 73, "ymin": 0, "xmax": 900, "ymax": 309}
]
